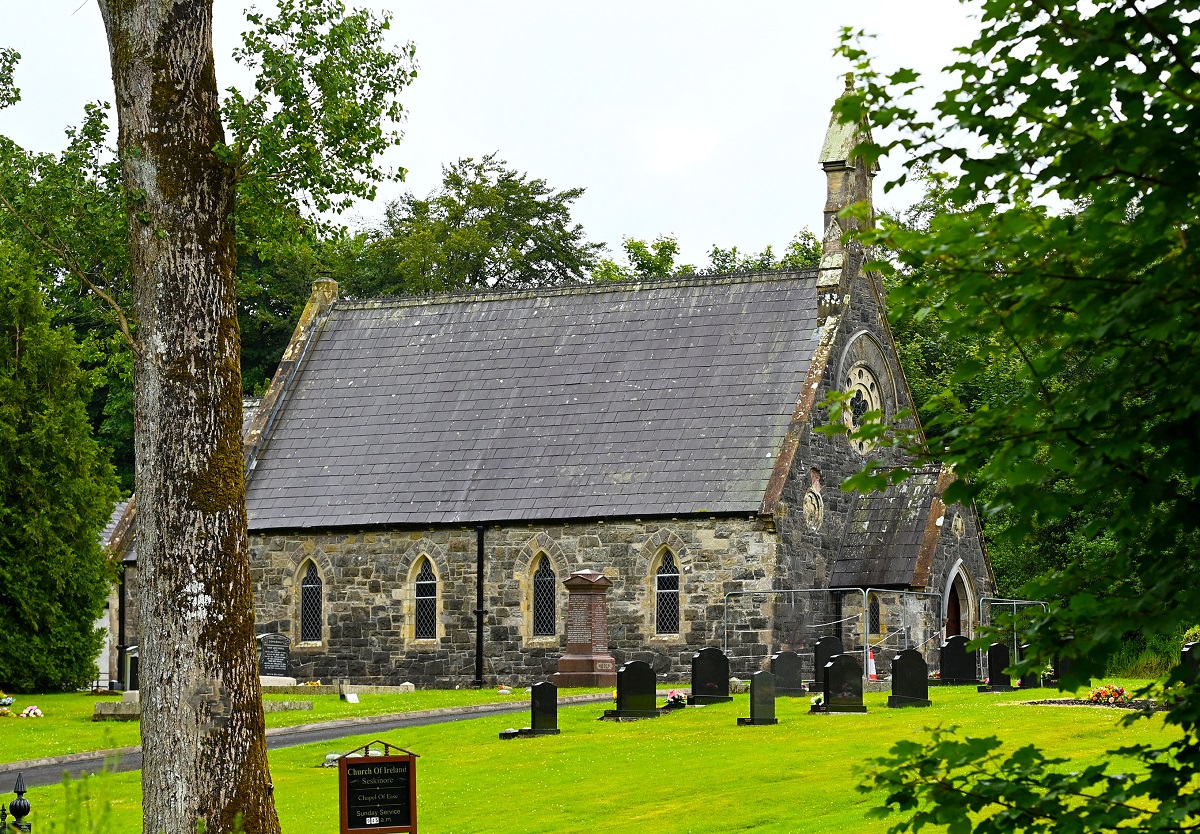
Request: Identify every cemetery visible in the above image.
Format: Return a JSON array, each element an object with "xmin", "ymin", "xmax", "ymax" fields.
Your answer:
[
  {"xmin": 2, "ymin": 0, "xmax": 1194, "ymax": 829},
  {"xmin": 0, "ymin": 668, "xmax": 1181, "ymax": 833}
]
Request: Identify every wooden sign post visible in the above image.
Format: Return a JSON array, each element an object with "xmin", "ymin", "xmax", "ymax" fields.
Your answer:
[{"xmin": 338, "ymin": 741, "xmax": 419, "ymax": 834}]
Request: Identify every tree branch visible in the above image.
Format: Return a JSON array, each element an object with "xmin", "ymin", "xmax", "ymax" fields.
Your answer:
[{"xmin": 0, "ymin": 189, "xmax": 138, "ymax": 351}]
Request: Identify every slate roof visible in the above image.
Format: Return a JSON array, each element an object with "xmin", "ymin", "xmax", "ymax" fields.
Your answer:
[
  {"xmin": 100, "ymin": 500, "xmax": 130, "ymax": 549},
  {"xmin": 828, "ymin": 469, "xmax": 942, "ymax": 587},
  {"xmin": 245, "ymin": 272, "xmax": 821, "ymax": 530}
]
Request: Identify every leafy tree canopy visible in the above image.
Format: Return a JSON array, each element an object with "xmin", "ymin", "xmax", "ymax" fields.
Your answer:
[
  {"xmin": 0, "ymin": 242, "xmax": 119, "ymax": 692},
  {"xmin": 593, "ymin": 229, "xmax": 820, "ymax": 282},
  {"xmin": 347, "ymin": 153, "xmax": 604, "ymax": 296},
  {"xmin": 829, "ymin": 0, "xmax": 1200, "ymax": 829}
]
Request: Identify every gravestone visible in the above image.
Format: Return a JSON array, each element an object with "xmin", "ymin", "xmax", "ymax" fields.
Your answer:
[
  {"xmin": 737, "ymin": 670, "xmax": 778, "ymax": 726},
  {"xmin": 554, "ymin": 570, "xmax": 618, "ymax": 687},
  {"xmin": 688, "ymin": 647, "xmax": 734, "ymax": 705},
  {"xmin": 887, "ymin": 649, "xmax": 932, "ymax": 708},
  {"xmin": 813, "ymin": 635, "xmax": 843, "ymax": 690},
  {"xmin": 1051, "ymin": 653, "xmax": 1074, "ymax": 686},
  {"xmin": 602, "ymin": 660, "xmax": 659, "ymax": 719},
  {"xmin": 257, "ymin": 633, "xmax": 291, "ymax": 677},
  {"xmin": 978, "ymin": 642, "xmax": 1014, "ymax": 692},
  {"xmin": 939, "ymin": 635, "xmax": 979, "ymax": 685},
  {"xmin": 500, "ymin": 681, "xmax": 562, "ymax": 739},
  {"xmin": 823, "ymin": 654, "xmax": 867, "ymax": 714},
  {"xmin": 1183, "ymin": 642, "xmax": 1198, "ymax": 685},
  {"xmin": 1018, "ymin": 643, "xmax": 1042, "ymax": 689},
  {"xmin": 770, "ymin": 650, "xmax": 805, "ymax": 696},
  {"xmin": 125, "ymin": 645, "xmax": 139, "ymax": 693}
]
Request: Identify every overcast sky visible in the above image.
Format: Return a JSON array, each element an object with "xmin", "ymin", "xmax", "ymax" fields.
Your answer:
[{"xmin": 1, "ymin": 1, "xmax": 980, "ymax": 266}]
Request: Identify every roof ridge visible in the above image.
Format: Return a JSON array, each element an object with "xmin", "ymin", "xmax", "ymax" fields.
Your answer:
[{"xmin": 334, "ymin": 268, "xmax": 818, "ymax": 311}]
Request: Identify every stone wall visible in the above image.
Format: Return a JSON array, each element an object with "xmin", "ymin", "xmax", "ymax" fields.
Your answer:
[
  {"xmin": 250, "ymin": 517, "xmax": 778, "ymax": 687},
  {"xmin": 765, "ymin": 271, "xmax": 995, "ymax": 679}
]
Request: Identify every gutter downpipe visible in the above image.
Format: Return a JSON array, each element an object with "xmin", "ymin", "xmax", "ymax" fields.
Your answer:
[
  {"xmin": 115, "ymin": 566, "xmax": 127, "ymax": 691},
  {"xmin": 474, "ymin": 525, "xmax": 486, "ymax": 689}
]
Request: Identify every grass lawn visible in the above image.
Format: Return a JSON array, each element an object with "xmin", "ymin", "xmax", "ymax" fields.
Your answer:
[
  {"xmin": 0, "ymin": 688, "xmax": 555, "ymax": 764},
  {"xmin": 15, "ymin": 679, "xmax": 1179, "ymax": 833}
]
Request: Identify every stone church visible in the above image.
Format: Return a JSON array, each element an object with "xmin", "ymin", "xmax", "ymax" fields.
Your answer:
[
  {"xmin": 105, "ymin": 102, "xmax": 996, "ymax": 689},
  {"xmin": 229, "ymin": 104, "xmax": 995, "ymax": 687}
]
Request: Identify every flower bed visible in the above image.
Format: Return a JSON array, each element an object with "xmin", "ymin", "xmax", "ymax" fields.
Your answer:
[{"xmin": 1089, "ymin": 684, "xmax": 1131, "ymax": 706}]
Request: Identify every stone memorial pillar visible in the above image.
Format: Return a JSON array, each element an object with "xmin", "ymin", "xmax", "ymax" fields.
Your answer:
[{"xmin": 554, "ymin": 569, "xmax": 618, "ymax": 688}]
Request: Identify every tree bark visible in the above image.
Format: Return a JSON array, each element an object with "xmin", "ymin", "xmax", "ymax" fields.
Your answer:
[{"xmin": 95, "ymin": 2, "xmax": 280, "ymax": 832}]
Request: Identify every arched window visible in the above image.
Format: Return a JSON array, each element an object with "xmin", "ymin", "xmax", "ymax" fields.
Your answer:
[
  {"xmin": 300, "ymin": 562, "xmax": 322, "ymax": 642},
  {"xmin": 532, "ymin": 555, "xmax": 557, "ymax": 636},
  {"xmin": 414, "ymin": 558, "xmax": 437, "ymax": 639},
  {"xmin": 869, "ymin": 594, "xmax": 881, "ymax": 635},
  {"xmin": 655, "ymin": 551, "xmax": 680, "ymax": 634}
]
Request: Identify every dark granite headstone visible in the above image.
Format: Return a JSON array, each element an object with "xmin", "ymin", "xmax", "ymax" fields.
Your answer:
[
  {"xmin": 1018, "ymin": 643, "xmax": 1042, "ymax": 689},
  {"xmin": 1183, "ymin": 642, "xmax": 1198, "ymax": 685},
  {"xmin": 530, "ymin": 682, "xmax": 561, "ymax": 734},
  {"xmin": 813, "ymin": 635, "xmax": 843, "ymax": 689},
  {"xmin": 502, "ymin": 681, "xmax": 562, "ymax": 738},
  {"xmin": 823, "ymin": 654, "xmax": 866, "ymax": 713},
  {"xmin": 688, "ymin": 647, "xmax": 733, "ymax": 704},
  {"xmin": 887, "ymin": 649, "xmax": 931, "ymax": 708},
  {"xmin": 1051, "ymin": 653, "xmax": 1074, "ymax": 686},
  {"xmin": 125, "ymin": 645, "xmax": 139, "ymax": 692},
  {"xmin": 738, "ymin": 670, "xmax": 778, "ymax": 726},
  {"xmin": 979, "ymin": 642, "xmax": 1014, "ymax": 692},
  {"xmin": 602, "ymin": 660, "xmax": 659, "ymax": 719},
  {"xmin": 939, "ymin": 635, "xmax": 979, "ymax": 685},
  {"xmin": 770, "ymin": 650, "xmax": 805, "ymax": 696},
  {"xmin": 257, "ymin": 633, "xmax": 291, "ymax": 677}
]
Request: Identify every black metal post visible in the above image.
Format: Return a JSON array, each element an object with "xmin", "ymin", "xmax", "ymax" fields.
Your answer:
[
  {"xmin": 474, "ymin": 525, "xmax": 485, "ymax": 689},
  {"xmin": 115, "ymin": 565, "xmax": 127, "ymax": 691}
]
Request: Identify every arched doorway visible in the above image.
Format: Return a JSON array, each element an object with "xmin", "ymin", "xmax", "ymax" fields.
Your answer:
[
  {"xmin": 942, "ymin": 560, "xmax": 975, "ymax": 640},
  {"xmin": 946, "ymin": 585, "xmax": 962, "ymax": 637}
]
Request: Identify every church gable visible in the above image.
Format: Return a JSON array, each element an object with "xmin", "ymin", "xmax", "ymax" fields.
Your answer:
[{"xmin": 245, "ymin": 273, "xmax": 822, "ymax": 530}]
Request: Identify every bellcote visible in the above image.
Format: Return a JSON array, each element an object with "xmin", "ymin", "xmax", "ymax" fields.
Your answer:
[{"xmin": 818, "ymin": 75, "xmax": 878, "ymax": 314}]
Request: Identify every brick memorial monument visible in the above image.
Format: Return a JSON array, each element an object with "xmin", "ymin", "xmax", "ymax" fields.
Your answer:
[{"xmin": 553, "ymin": 570, "xmax": 617, "ymax": 688}]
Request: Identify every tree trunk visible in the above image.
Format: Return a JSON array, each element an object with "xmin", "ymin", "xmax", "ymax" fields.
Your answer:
[{"xmin": 95, "ymin": 2, "xmax": 280, "ymax": 832}]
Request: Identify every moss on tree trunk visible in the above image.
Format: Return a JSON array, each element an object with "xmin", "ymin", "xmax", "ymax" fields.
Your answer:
[{"xmin": 95, "ymin": 1, "xmax": 280, "ymax": 832}]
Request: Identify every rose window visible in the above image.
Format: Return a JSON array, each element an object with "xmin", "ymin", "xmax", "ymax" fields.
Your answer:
[{"xmin": 843, "ymin": 364, "xmax": 883, "ymax": 454}]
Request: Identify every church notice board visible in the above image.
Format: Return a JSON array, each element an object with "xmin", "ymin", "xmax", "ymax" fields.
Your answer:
[{"xmin": 339, "ymin": 752, "xmax": 418, "ymax": 834}]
